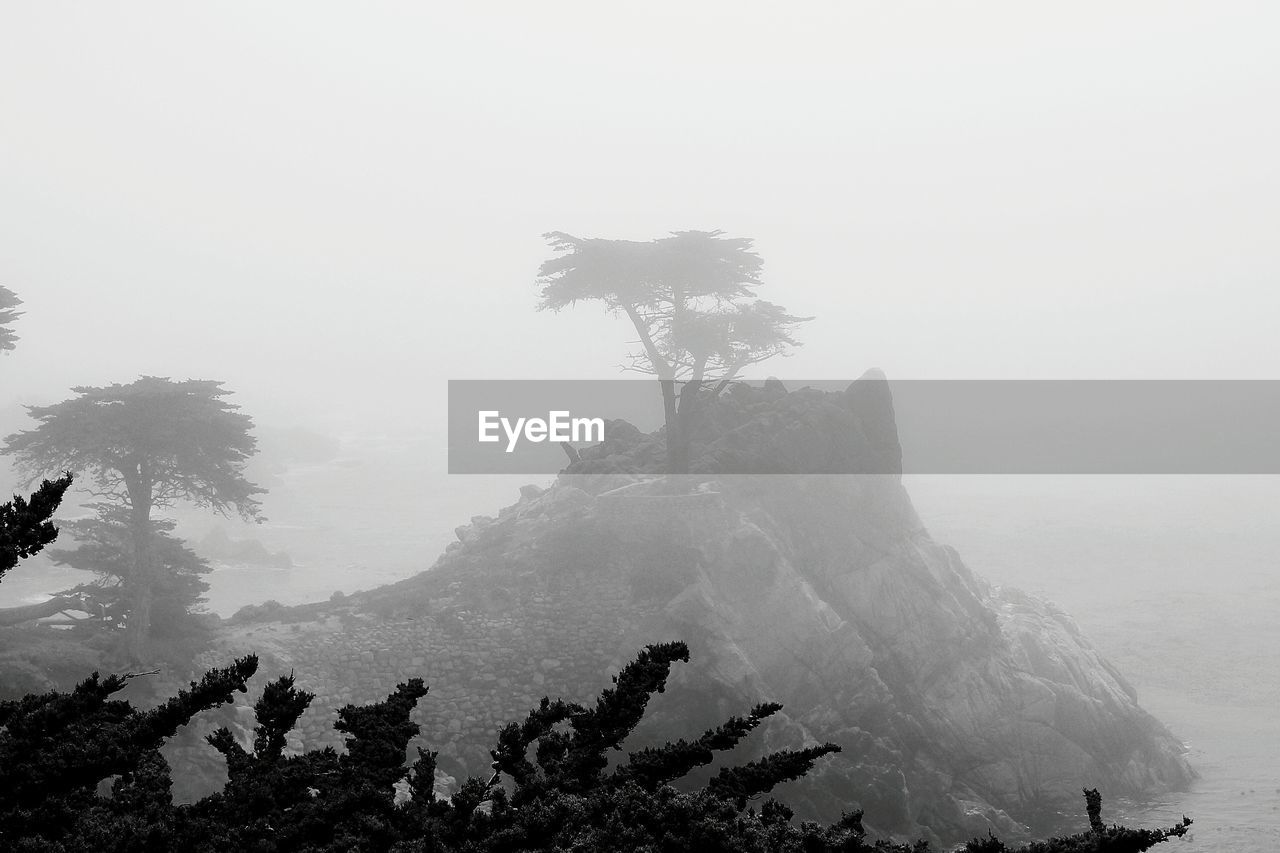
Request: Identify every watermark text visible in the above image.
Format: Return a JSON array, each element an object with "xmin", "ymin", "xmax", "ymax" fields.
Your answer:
[{"xmin": 478, "ymin": 410, "xmax": 605, "ymax": 452}]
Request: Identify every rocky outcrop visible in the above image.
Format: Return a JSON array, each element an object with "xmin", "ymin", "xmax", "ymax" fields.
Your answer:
[{"xmin": 211, "ymin": 376, "xmax": 1193, "ymax": 845}]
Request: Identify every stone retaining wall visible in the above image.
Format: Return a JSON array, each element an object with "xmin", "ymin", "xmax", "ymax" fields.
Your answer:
[{"xmin": 210, "ymin": 563, "xmax": 663, "ymax": 778}]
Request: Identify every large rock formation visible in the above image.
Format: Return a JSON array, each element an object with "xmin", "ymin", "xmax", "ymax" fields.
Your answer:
[{"xmin": 214, "ymin": 374, "xmax": 1192, "ymax": 845}]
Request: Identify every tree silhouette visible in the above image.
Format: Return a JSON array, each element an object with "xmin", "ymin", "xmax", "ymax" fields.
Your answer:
[
  {"xmin": 3, "ymin": 377, "xmax": 262, "ymax": 661},
  {"xmin": 0, "ymin": 474, "xmax": 79, "ymax": 629},
  {"xmin": 0, "ymin": 476, "xmax": 73, "ymax": 585},
  {"xmin": 0, "ymin": 285, "xmax": 20, "ymax": 353},
  {"xmin": 538, "ymin": 230, "xmax": 809, "ymax": 474},
  {"xmin": 0, "ymin": 635, "xmax": 1192, "ymax": 851}
]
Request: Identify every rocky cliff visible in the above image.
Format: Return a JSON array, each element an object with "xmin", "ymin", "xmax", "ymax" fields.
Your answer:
[{"xmin": 209, "ymin": 374, "xmax": 1193, "ymax": 845}]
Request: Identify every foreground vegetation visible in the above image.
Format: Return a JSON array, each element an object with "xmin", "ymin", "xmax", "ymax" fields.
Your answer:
[{"xmin": 0, "ymin": 634, "xmax": 1192, "ymax": 852}]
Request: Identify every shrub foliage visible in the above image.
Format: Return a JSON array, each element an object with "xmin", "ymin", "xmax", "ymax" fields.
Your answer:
[{"xmin": 0, "ymin": 640, "xmax": 1191, "ymax": 852}]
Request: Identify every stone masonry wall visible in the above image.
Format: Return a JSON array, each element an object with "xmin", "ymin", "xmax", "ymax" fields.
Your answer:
[{"xmin": 216, "ymin": 564, "xmax": 663, "ymax": 779}]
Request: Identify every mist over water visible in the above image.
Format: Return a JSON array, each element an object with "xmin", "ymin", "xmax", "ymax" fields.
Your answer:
[{"xmin": 910, "ymin": 475, "xmax": 1280, "ymax": 850}]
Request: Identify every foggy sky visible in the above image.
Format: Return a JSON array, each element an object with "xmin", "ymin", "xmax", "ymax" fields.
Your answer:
[{"xmin": 2, "ymin": 2, "xmax": 1277, "ymax": 434}]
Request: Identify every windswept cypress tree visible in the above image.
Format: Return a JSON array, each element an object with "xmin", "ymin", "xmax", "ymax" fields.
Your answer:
[
  {"xmin": 537, "ymin": 232, "xmax": 810, "ymax": 474},
  {"xmin": 0, "ymin": 656, "xmax": 259, "ymax": 848},
  {"xmin": 0, "ymin": 475, "xmax": 72, "ymax": 582}
]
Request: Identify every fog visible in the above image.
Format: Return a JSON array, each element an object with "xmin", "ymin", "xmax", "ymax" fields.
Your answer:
[
  {"xmin": 3, "ymin": 2, "xmax": 1278, "ymax": 436},
  {"xmin": 3, "ymin": 3, "xmax": 1280, "ymax": 848}
]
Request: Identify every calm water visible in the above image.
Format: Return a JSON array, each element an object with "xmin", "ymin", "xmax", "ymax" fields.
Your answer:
[
  {"xmin": 4, "ymin": 441, "xmax": 1277, "ymax": 849},
  {"xmin": 909, "ymin": 475, "xmax": 1280, "ymax": 851}
]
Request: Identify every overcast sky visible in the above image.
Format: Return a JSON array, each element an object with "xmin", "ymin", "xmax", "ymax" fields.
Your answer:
[{"xmin": 2, "ymin": 1, "xmax": 1277, "ymax": 432}]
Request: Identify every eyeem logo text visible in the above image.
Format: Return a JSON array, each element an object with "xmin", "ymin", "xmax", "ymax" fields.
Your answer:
[{"xmin": 478, "ymin": 411, "xmax": 605, "ymax": 452}]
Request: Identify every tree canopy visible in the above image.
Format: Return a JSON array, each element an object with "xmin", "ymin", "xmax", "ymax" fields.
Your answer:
[
  {"xmin": 538, "ymin": 230, "xmax": 808, "ymax": 385},
  {"xmin": 2, "ymin": 376, "xmax": 262, "ymax": 661},
  {"xmin": 3, "ymin": 377, "xmax": 262, "ymax": 518},
  {"xmin": 537, "ymin": 231, "xmax": 810, "ymax": 474},
  {"xmin": 49, "ymin": 504, "xmax": 213, "ymax": 650},
  {"xmin": 0, "ymin": 476, "xmax": 72, "ymax": 584},
  {"xmin": 0, "ymin": 285, "xmax": 20, "ymax": 353}
]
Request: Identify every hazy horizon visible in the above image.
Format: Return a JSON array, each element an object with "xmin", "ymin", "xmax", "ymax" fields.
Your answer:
[{"xmin": 4, "ymin": 2, "xmax": 1278, "ymax": 439}]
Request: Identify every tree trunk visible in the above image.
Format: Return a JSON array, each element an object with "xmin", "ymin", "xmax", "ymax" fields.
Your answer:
[
  {"xmin": 672, "ymin": 358, "xmax": 708, "ymax": 477},
  {"xmin": 122, "ymin": 461, "xmax": 155, "ymax": 665},
  {"xmin": 673, "ymin": 381, "xmax": 700, "ymax": 476},
  {"xmin": 621, "ymin": 304, "xmax": 681, "ymax": 477},
  {"xmin": 660, "ymin": 378, "xmax": 680, "ymax": 475},
  {"xmin": 124, "ymin": 512, "xmax": 154, "ymax": 664}
]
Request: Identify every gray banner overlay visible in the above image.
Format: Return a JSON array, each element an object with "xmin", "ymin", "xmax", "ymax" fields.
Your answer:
[{"xmin": 449, "ymin": 379, "xmax": 1280, "ymax": 474}]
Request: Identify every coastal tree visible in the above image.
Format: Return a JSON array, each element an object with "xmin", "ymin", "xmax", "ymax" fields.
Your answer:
[
  {"xmin": 537, "ymin": 230, "xmax": 809, "ymax": 474},
  {"xmin": 48, "ymin": 504, "xmax": 213, "ymax": 651},
  {"xmin": 0, "ymin": 474, "xmax": 83, "ymax": 629},
  {"xmin": 0, "ymin": 475, "xmax": 72, "ymax": 584},
  {"xmin": 0, "ymin": 654, "xmax": 260, "ymax": 849},
  {"xmin": 0, "ymin": 631, "xmax": 1192, "ymax": 851},
  {"xmin": 2, "ymin": 376, "xmax": 262, "ymax": 662},
  {"xmin": 0, "ymin": 285, "xmax": 20, "ymax": 353}
]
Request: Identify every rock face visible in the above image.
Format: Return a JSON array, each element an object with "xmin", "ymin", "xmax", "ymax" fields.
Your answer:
[{"xmin": 216, "ymin": 375, "xmax": 1193, "ymax": 845}]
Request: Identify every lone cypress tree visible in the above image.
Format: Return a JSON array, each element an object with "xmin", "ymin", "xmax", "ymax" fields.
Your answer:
[{"xmin": 537, "ymin": 231, "xmax": 809, "ymax": 474}]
